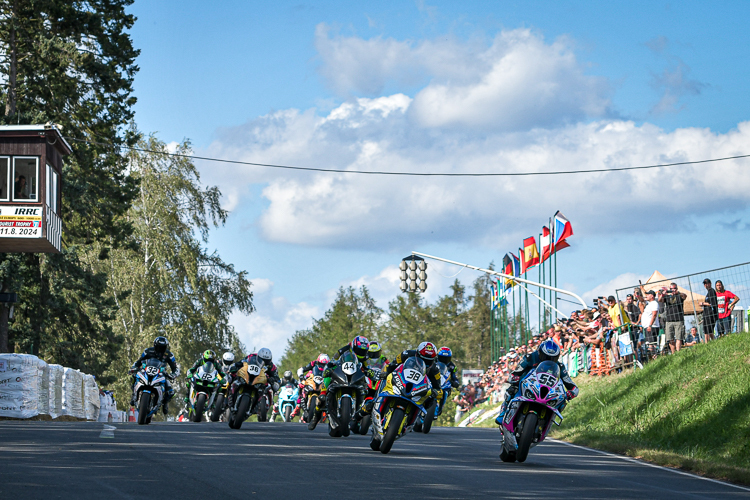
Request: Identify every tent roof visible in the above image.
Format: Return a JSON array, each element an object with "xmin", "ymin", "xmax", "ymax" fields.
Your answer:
[{"xmin": 642, "ymin": 270, "xmax": 706, "ymax": 315}]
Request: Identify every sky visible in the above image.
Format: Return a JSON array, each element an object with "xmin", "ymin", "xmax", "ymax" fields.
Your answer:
[{"xmin": 127, "ymin": 1, "xmax": 750, "ymax": 358}]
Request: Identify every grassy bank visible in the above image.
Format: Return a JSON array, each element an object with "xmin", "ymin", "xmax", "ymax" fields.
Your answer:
[{"xmin": 551, "ymin": 332, "xmax": 750, "ymax": 485}]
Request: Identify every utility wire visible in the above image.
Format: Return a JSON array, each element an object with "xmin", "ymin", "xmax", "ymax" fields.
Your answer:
[{"xmin": 64, "ymin": 136, "xmax": 750, "ymax": 178}]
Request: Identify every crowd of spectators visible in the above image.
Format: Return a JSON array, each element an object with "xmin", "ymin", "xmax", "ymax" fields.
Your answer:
[{"xmin": 453, "ymin": 279, "xmax": 741, "ymax": 418}]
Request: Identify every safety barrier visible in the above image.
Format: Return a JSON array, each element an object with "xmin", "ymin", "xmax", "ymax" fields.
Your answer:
[{"xmin": 0, "ymin": 353, "xmax": 122, "ymax": 421}]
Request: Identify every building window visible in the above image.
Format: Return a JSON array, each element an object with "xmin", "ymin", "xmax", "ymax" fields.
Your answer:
[
  {"xmin": 13, "ymin": 157, "xmax": 38, "ymax": 202},
  {"xmin": 46, "ymin": 164, "xmax": 59, "ymax": 213},
  {"xmin": 0, "ymin": 157, "xmax": 8, "ymax": 201}
]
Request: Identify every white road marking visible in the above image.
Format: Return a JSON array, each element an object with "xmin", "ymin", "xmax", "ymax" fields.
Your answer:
[
  {"xmin": 548, "ymin": 439, "xmax": 750, "ymax": 493},
  {"xmin": 99, "ymin": 425, "xmax": 116, "ymax": 439}
]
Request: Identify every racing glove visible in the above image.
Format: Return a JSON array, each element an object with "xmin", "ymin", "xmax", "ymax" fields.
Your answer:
[
  {"xmin": 566, "ymin": 390, "xmax": 577, "ymax": 400},
  {"xmin": 273, "ymin": 382, "xmax": 280, "ymax": 392},
  {"xmin": 297, "ymin": 367, "xmax": 304, "ymax": 378}
]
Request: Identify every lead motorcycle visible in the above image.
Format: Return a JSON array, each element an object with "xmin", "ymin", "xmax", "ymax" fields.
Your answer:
[
  {"xmin": 499, "ymin": 361, "xmax": 568, "ymax": 463},
  {"xmin": 133, "ymin": 358, "xmax": 170, "ymax": 425},
  {"xmin": 369, "ymin": 357, "xmax": 432, "ymax": 454},
  {"xmin": 228, "ymin": 355, "xmax": 268, "ymax": 430},
  {"xmin": 187, "ymin": 361, "xmax": 221, "ymax": 422},
  {"xmin": 326, "ymin": 351, "xmax": 367, "ymax": 437}
]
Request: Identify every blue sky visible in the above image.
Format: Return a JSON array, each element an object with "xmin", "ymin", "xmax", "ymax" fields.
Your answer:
[{"xmin": 128, "ymin": 1, "xmax": 750, "ymax": 356}]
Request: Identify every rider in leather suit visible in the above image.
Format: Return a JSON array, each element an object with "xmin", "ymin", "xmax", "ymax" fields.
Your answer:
[
  {"xmin": 129, "ymin": 336, "xmax": 180, "ymax": 415},
  {"xmin": 495, "ymin": 339, "xmax": 578, "ymax": 425}
]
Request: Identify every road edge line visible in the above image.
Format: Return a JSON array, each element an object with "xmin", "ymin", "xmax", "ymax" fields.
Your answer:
[{"xmin": 547, "ymin": 438, "xmax": 750, "ymax": 493}]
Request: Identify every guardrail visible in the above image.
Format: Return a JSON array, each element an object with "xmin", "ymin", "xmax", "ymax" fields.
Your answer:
[{"xmin": 0, "ymin": 353, "xmax": 125, "ymax": 422}]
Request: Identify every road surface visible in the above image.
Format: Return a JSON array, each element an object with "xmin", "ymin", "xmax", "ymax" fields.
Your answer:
[{"xmin": 0, "ymin": 420, "xmax": 747, "ymax": 499}]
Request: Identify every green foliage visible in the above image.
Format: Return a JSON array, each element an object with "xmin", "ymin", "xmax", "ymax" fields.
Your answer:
[
  {"xmin": 89, "ymin": 135, "xmax": 253, "ymax": 401},
  {"xmin": 553, "ymin": 333, "xmax": 750, "ymax": 484}
]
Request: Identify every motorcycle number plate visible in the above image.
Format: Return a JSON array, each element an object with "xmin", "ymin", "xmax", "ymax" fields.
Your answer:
[
  {"xmin": 201, "ymin": 373, "xmax": 213, "ymax": 381},
  {"xmin": 247, "ymin": 364, "xmax": 261, "ymax": 376},
  {"xmin": 145, "ymin": 366, "xmax": 159, "ymax": 376},
  {"xmin": 313, "ymin": 376, "xmax": 323, "ymax": 384},
  {"xmin": 403, "ymin": 369, "xmax": 422, "ymax": 383},
  {"xmin": 342, "ymin": 362, "xmax": 356, "ymax": 375},
  {"xmin": 538, "ymin": 373, "xmax": 557, "ymax": 387}
]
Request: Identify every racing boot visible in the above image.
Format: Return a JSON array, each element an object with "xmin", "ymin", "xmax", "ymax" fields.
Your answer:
[
  {"xmin": 495, "ymin": 399, "xmax": 510, "ymax": 425},
  {"xmin": 162, "ymin": 400, "xmax": 170, "ymax": 416}
]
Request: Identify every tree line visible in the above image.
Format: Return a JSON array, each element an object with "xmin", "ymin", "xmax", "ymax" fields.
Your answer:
[
  {"xmin": 0, "ymin": 1, "xmax": 251, "ymax": 404},
  {"xmin": 279, "ymin": 273, "xmax": 496, "ymax": 374}
]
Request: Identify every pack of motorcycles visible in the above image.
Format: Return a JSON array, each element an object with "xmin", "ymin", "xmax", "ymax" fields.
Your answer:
[{"xmin": 131, "ymin": 353, "xmax": 567, "ymax": 461}]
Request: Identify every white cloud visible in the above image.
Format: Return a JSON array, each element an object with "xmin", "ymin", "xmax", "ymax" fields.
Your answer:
[{"xmin": 581, "ymin": 272, "xmax": 651, "ymax": 307}]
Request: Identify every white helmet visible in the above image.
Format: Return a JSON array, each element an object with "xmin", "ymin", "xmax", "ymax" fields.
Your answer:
[
  {"xmin": 222, "ymin": 352, "xmax": 235, "ymax": 365},
  {"xmin": 258, "ymin": 348, "xmax": 273, "ymax": 366}
]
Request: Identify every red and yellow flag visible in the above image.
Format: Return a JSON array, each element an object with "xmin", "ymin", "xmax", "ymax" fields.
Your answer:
[{"xmin": 521, "ymin": 236, "xmax": 540, "ymax": 273}]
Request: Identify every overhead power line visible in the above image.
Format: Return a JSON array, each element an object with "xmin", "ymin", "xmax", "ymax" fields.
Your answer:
[{"xmin": 65, "ymin": 136, "xmax": 750, "ymax": 177}]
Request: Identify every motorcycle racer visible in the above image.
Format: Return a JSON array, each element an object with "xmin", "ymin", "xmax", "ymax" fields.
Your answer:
[
  {"xmin": 272, "ymin": 370, "xmax": 299, "ymax": 421},
  {"xmin": 186, "ymin": 350, "xmax": 226, "ymax": 393},
  {"xmin": 297, "ymin": 353, "xmax": 330, "ymax": 418},
  {"xmin": 226, "ymin": 347, "xmax": 280, "ymax": 409},
  {"xmin": 495, "ymin": 340, "xmax": 578, "ymax": 425},
  {"xmin": 437, "ymin": 346, "xmax": 461, "ymax": 389},
  {"xmin": 220, "ymin": 352, "xmax": 235, "ymax": 374},
  {"xmin": 351, "ymin": 341, "xmax": 442, "ymax": 427},
  {"xmin": 129, "ymin": 336, "xmax": 180, "ymax": 415}
]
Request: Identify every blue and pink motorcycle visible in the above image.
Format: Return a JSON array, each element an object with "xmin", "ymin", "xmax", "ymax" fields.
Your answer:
[{"xmin": 499, "ymin": 361, "xmax": 568, "ymax": 463}]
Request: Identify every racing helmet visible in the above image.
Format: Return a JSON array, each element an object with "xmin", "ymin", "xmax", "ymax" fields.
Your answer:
[
  {"xmin": 202, "ymin": 350, "xmax": 216, "ymax": 363},
  {"xmin": 283, "ymin": 370, "xmax": 293, "ymax": 381},
  {"xmin": 437, "ymin": 346, "xmax": 452, "ymax": 364},
  {"xmin": 416, "ymin": 341, "xmax": 437, "ymax": 368},
  {"xmin": 258, "ymin": 348, "xmax": 273, "ymax": 366},
  {"xmin": 222, "ymin": 352, "xmax": 235, "ymax": 365},
  {"xmin": 316, "ymin": 353, "xmax": 330, "ymax": 365},
  {"xmin": 351, "ymin": 336, "xmax": 369, "ymax": 359},
  {"xmin": 538, "ymin": 340, "xmax": 561, "ymax": 363},
  {"xmin": 154, "ymin": 336, "xmax": 169, "ymax": 355},
  {"xmin": 367, "ymin": 341, "xmax": 382, "ymax": 359}
]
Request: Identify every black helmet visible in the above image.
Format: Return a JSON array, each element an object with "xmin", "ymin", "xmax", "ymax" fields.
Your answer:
[
  {"xmin": 283, "ymin": 370, "xmax": 293, "ymax": 381},
  {"xmin": 154, "ymin": 336, "xmax": 169, "ymax": 355}
]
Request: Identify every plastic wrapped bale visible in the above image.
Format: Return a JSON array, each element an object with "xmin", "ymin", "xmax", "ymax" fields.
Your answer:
[
  {"xmin": 61, "ymin": 368, "xmax": 85, "ymax": 419},
  {"xmin": 83, "ymin": 374, "xmax": 100, "ymax": 421},
  {"xmin": 47, "ymin": 364, "xmax": 64, "ymax": 419},
  {"xmin": 0, "ymin": 354, "xmax": 42, "ymax": 419},
  {"xmin": 37, "ymin": 358, "xmax": 49, "ymax": 416}
]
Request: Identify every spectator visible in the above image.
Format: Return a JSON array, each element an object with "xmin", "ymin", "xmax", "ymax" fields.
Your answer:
[
  {"xmin": 640, "ymin": 290, "xmax": 660, "ymax": 345},
  {"xmin": 684, "ymin": 327, "xmax": 700, "ymax": 347},
  {"xmin": 659, "ymin": 282, "xmax": 687, "ymax": 353},
  {"xmin": 700, "ymin": 278, "xmax": 718, "ymax": 341},
  {"xmin": 624, "ymin": 294, "xmax": 641, "ymax": 324},
  {"xmin": 715, "ymin": 280, "xmax": 740, "ymax": 337}
]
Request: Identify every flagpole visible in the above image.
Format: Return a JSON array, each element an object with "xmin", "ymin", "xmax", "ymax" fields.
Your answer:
[{"xmin": 549, "ymin": 218, "xmax": 553, "ymax": 324}]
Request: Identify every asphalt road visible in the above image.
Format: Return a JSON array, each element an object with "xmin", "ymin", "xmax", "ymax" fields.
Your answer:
[{"xmin": 0, "ymin": 420, "xmax": 747, "ymax": 500}]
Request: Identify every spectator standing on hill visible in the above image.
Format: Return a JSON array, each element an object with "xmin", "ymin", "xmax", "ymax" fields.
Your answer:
[
  {"xmin": 641, "ymin": 290, "xmax": 660, "ymax": 345},
  {"xmin": 715, "ymin": 280, "xmax": 740, "ymax": 336},
  {"xmin": 625, "ymin": 294, "xmax": 641, "ymax": 324},
  {"xmin": 660, "ymin": 282, "xmax": 687, "ymax": 353},
  {"xmin": 700, "ymin": 278, "xmax": 718, "ymax": 342},
  {"xmin": 684, "ymin": 327, "xmax": 700, "ymax": 347}
]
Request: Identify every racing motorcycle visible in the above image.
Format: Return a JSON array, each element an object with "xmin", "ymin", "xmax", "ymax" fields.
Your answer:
[
  {"xmin": 187, "ymin": 362, "xmax": 221, "ymax": 422},
  {"xmin": 357, "ymin": 363, "xmax": 385, "ymax": 435},
  {"xmin": 499, "ymin": 360, "xmax": 567, "ymax": 463},
  {"xmin": 369, "ymin": 357, "xmax": 432, "ymax": 454},
  {"xmin": 228, "ymin": 355, "xmax": 268, "ymax": 430},
  {"xmin": 414, "ymin": 361, "xmax": 451, "ymax": 434},
  {"xmin": 303, "ymin": 365, "xmax": 325, "ymax": 423},
  {"xmin": 133, "ymin": 358, "xmax": 170, "ymax": 425},
  {"xmin": 210, "ymin": 374, "xmax": 230, "ymax": 422},
  {"xmin": 275, "ymin": 383, "xmax": 299, "ymax": 422},
  {"xmin": 326, "ymin": 351, "xmax": 367, "ymax": 438}
]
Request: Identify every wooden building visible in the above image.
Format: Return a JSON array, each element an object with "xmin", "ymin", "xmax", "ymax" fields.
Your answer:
[{"xmin": 0, "ymin": 124, "xmax": 71, "ymax": 253}]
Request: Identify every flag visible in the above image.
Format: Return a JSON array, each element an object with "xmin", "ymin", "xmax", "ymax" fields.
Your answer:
[
  {"xmin": 521, "ymin": 236, "xmax": 540, "ymax": 273},
  {"xmin": 495, "ymin": 278, "xmax": 508, "ymax": 306},
  {"xmin": 511, "ymin": 252, "xmax": 521, "ymax": 277},
  {"xmin": 502, "ymin": 254, "xmax": 514, "ymax": 290},
  {"xmin": 553, "ymin": 210, "xmax": 573, "ymax": 244},
  {"xmin": 490, "ymin": 281, "xmax": 498, "ymax": 310},
  {"xmin": 541, "ymin": 225, "xmax": 569, "ymax": 262}
]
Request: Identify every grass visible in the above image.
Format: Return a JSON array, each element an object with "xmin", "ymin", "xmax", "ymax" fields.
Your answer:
[{"xmin": 550, "ymin": 332, "xmax": 750, "ymax": 485}]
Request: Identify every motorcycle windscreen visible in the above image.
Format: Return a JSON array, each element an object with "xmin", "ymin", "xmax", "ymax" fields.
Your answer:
[
  {"xmin": 535, "ymin": 361, "xmax": 560, "ymax": 379},
  {"xmin": 402, "ymin": 356, "xmax": 426, "ymax": 376}
]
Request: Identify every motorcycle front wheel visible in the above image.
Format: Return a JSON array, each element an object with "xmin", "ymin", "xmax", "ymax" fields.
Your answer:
[
  {"xmin": 233, "ymin": 395, "xmax": 250, "ymax": 429},
  {"xmin": 380, "ymin": 407, "xmax": 404, "ymax": 454},
  {"xmin": 306, "ymin": 395, "xmax": 317, "ymax": 423},
  {"xmin": 284, "ymin": 405, "xmax": 292, "ymax": 422},
  {"xmin": 211, "ymin": 394, "xmax": 224, "ymax": 422},
  {"xmin": 340, "ymin": 397, "xmax": 352, "ymax": 437},
  {"xmin": 422, "ymin": 400, "xmax": 437, "ymax": 434},
  {"xmin": 193, "ymin": 394, "xmax": 206, "ymax": 422},
  {"xmin": 137, "ymin": 393, "xmax": 150, "ymax": 425},
  {"xmin": 515, "ymin": 413, "xmax": 538, "ymax": 463}
]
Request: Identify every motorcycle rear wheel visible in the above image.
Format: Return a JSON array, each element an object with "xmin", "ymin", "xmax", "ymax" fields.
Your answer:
[
  {"xmin": 380, "ymin": 408, "xmax": 404, "ymax": 454},
  {"xmin": 515, "ymin": 413, "xmax": 538, "ymax": 463},
  {"xmin": 422, "ymin": 400, "xmax": 437, "ymax": 434},
  {"xmin": 233, "ymin": 395, "xmax": 250, "ymax": 429},
  {"xmin": 257, "ymin": 395, "xmax": 268, "ymax": 422},
  {"xmin": 211, "ymin": 394, "xmax": 224, "ymax": 422},
  {"xmin": 284, "ymin": 405, "xmax": 292, "ymax": 422},
  {"xmin": 137, "ymin": 393, "xmax": 150, "ymax": 425},
  {"xmin": 193, "ymin": 394, "xmax": 206, "ymax": 423}
]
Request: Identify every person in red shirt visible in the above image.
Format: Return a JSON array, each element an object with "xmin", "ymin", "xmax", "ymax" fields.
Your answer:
[{"xmin": 715, "ymin": 280, "xmax": 740, "ymax": 337}]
